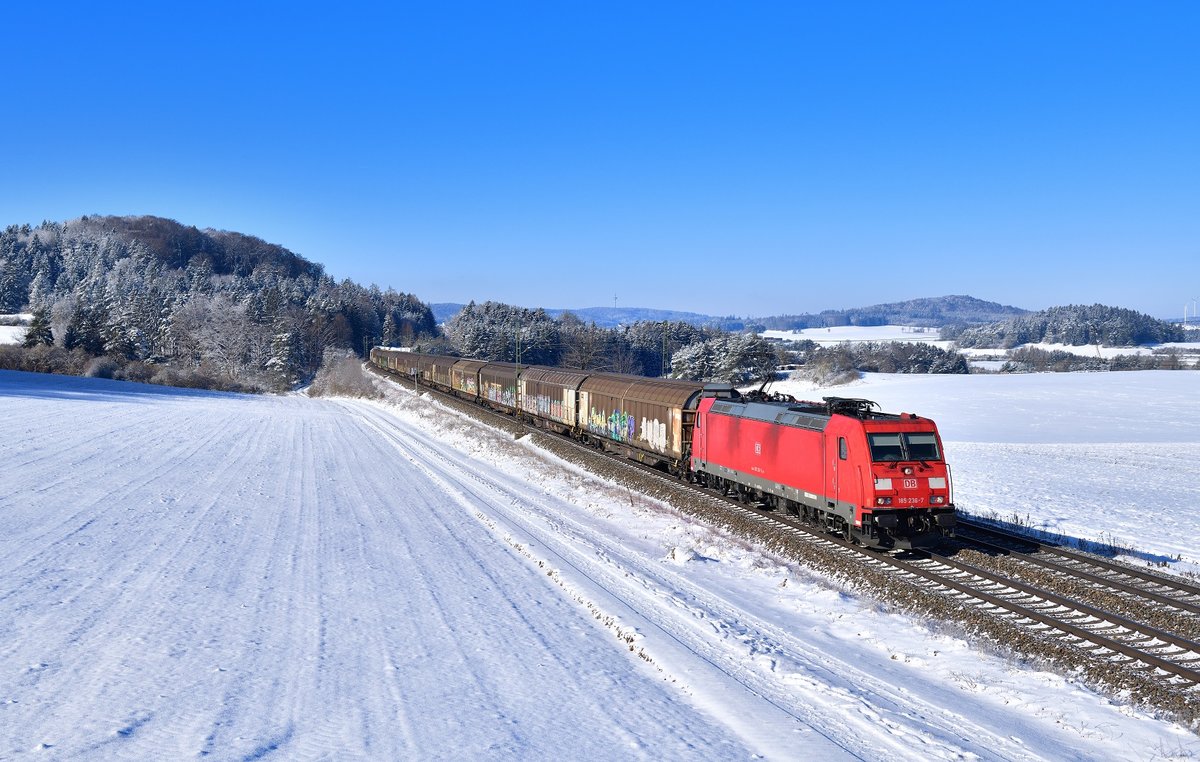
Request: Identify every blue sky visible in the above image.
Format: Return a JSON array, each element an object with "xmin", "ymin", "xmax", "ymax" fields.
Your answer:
[{"xmin": 3, "ymin": 2, "xmax": 1197, "ymax": 319}]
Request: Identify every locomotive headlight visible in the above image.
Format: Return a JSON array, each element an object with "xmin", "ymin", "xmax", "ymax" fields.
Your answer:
[
  {"xmin": 876, "ymin": 497, "xmax": 893, "ymax": 506},
  {"xmin": 874, "ymin": 478, "xmax": 893, "ymax": 490},
  {"xmin": 930, "ymin": 496, "xmax": 945, "ymax": 504},
  {"xmin": 903, "ymin": 467, "xmax": 914, "ymax": 475}
]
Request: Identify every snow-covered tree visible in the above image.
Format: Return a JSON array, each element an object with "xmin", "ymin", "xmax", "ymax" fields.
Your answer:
[{"xmin": 670, "ymin": 333, "xmax": 778, "ymax": 383}]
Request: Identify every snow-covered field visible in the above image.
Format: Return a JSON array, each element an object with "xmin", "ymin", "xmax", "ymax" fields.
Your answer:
[
  {"xmin": 2, "ymin": 369, "xmax": 1199, "ymax": 759},
  {"xmin": 764, "ymin": 325, "xmax": 950, "ymax": 348},
  {"xmin": 763, "ymin": 325, "xmax": 1200, "ymax": 368},
  {"xmin": 1021, "ymin": 341, "xmax": 1198, "ymax": 360},
  {"xmin": 0, "ymin": 314, "xmax": 27, "ymax": 345}
]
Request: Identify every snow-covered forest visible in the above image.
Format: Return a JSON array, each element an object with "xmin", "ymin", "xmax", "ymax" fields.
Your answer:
[
  {"xmin": 439, "ymin": 301, "xmax": 787, "ymax": 383},
  {"xmin": 0, "ymin": 218, "xmax": 795, "ymax": 388},
  {"xmin": 0, "ymin": 216, "xmax": 436, "ymax": 390},
  {"xmin": 3, "ymin": 217, "xmax": 1194, "ymax": 392},
  {"xmin": 946, "ymin": 304, "xmax": 1188, "ymax": 348}
]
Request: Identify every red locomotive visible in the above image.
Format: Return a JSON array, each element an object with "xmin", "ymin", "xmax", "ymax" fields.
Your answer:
[
  {"xmin": 370, "ymin": 348, "xmax": 955, "ymax": 549},
  {"xmin": 692, "ymin": 395, "xmax": 955, "ymax": 549}
]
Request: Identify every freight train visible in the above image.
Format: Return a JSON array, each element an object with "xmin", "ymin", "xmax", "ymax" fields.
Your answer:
[{"xmin": 370, "ymin": 348, "xmax": 956, "ymax": 549}]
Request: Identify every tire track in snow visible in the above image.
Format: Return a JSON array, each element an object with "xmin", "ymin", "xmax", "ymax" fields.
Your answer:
[
  {"xmin": 337, "ymin": 414, "xmax": 645, "ymax": 757},
  {"xmin": 343, "ymin": 401, "xmax": 862, "ymax": 760},
  {"xmin": 345, "ymin": 398, "xmax": 1070, "ymax": 761},
  {"xmin": 0, "ymin": 404, "xmax": 246, "ymax": 589},
  {"xmin": 336, "ymin": 401, "xmax": 763, "ymax": 759}
]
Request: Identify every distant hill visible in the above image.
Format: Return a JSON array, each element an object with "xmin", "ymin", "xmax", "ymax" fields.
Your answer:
[
  {"xmin": 431, "ymin": 295, "xmax": 1026, "ymax": 330},
  {"xmin": 754, "ymin": 295, "xmax": 1028, "ymax": 331},
  {"xmin": 432, "ymin": 303, "xmax": 731, "ymax": 329}
]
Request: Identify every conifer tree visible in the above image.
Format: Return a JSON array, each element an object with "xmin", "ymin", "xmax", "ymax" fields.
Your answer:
[{"xmin": 21, "ymin": 308, "xmax": 53, "ymax": 347}]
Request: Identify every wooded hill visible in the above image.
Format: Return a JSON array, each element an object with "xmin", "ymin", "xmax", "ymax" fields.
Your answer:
[
  {"xmin": 0, "ymin": 216, "xmax": 435, "ymax": 390},
  {"xmin": 946, "ymin": 304, "xmax": 1187, "ymax": 348},
  {"xmin": 754, "ymin": 295, "xmax": 1028, "ymax": 331}
]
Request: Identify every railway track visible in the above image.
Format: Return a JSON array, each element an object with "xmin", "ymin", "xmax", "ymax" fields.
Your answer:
[
  {"xmin": 955, "ymin": 518, "xmax": 1200, "ymax": 617},
  {"xmin": 371, "ymin": 368, "xmax": 1200, "ymax": 714}
]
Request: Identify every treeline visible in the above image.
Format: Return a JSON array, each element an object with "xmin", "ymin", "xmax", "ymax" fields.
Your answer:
[
  {"xmin": 999, "ymin": 346, "xmax": 1189, "ymax": 373},
  {"xmin": 437, "ymin": 300, "xmax": 781, "ymax": 382},
  {"xmin": 947, "ymin": 304, "xmax": 1186, "ymax": 348},
  {"xmin": 0, "ymin": 216, "xmax": 435, "ymax": 391},
  {"xmin": 437, "ymin": 301, "xmax": 972, "ymax": 385},
  {"xmin": 787, "ymin": 340, "xmax": 970, "ymax": 386},
  {"xmin": 21, "ymin": 216, "xmax": 1188, "ymax": 393}
]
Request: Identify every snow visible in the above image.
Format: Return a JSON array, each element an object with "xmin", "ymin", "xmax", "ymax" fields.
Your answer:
[
  {"xmin": 0, "ymin": 327, "xmax": 25, "ymax": 345},
  {"xmin": 2, "ymin": 368, "xmax": 1198, "ymax": 759},
  {"xmin": 764, "ymin": 325, "xmax": 951, "ymax": 348},
  {"xmin": 1020, "ymin": 341, "xmax": 1200, "ymax": 361},
  {"xmin": 0, "ymin": 314, "xmax": 31, "ymax": 345}
]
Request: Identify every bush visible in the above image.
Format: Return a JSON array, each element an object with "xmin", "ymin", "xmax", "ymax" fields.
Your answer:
[
  {"xmin": 117, "ymin": 361, "xmax": 156, "ymax": 383},
  {"xmin": 84, "ymin": 356, "xmax": 120, "ymax": 379},
  {"xmin": 150, "ymin": 366, "xmax": 213, "ymax": 389},
  {"xmin": 997, "ymin": 346, "xmax": 1195, "ymax": 373},
  {"xmin": 148, "ymin": 364, "xmax": 260, "ymax": 393},
  {"xmin": 802, "ymin": 348, "xmax": 861, "ymax": 386},
  {"xmin": 0, "ymin": 344, "xmax": 266, "ymax": 392},
  {"xmin": 307, "ymin": 349, "xmax": 382, "ymax": 398},
  {"xmin": 0, "ymin": 344, "xmax": 90, "ymax": 375},
  {"xmin": 797, "ymin": 341, "xmax": 968, "ymax": 385}
]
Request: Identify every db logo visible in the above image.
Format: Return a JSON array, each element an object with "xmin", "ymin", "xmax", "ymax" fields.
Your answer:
[{"xmin": 903, "ymin": 478, "xmax": 918, "ymax": 489}]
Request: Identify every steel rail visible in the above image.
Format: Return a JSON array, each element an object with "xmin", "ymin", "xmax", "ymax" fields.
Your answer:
[
  {"xmin": 916, "ymin": 551, "xmax": 1200, "ymax": 684},
  {"xmin": 952, "ymin": 530, "xmax": 1200, "ymax": 617},
  {"xmin": 958, "ymin": 518, "xmax": 1200, "ymax": 601}
]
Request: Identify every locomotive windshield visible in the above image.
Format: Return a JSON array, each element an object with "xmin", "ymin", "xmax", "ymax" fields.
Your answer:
[
  {"xmin": 867, "ymin": 433, "xmax": 904, "ymax": 461},
  {"xmin": 905, "ymin": 432, "xmax": 940, "ymax": 460},
  {"xmin": 868, "ymin": 432, "xmax": 941, "ymax": 462}
]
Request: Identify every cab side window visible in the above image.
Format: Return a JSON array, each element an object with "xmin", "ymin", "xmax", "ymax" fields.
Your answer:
[{"xmin": 838, "ymin": 437, "xmax": 848, "ymax": 460}]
